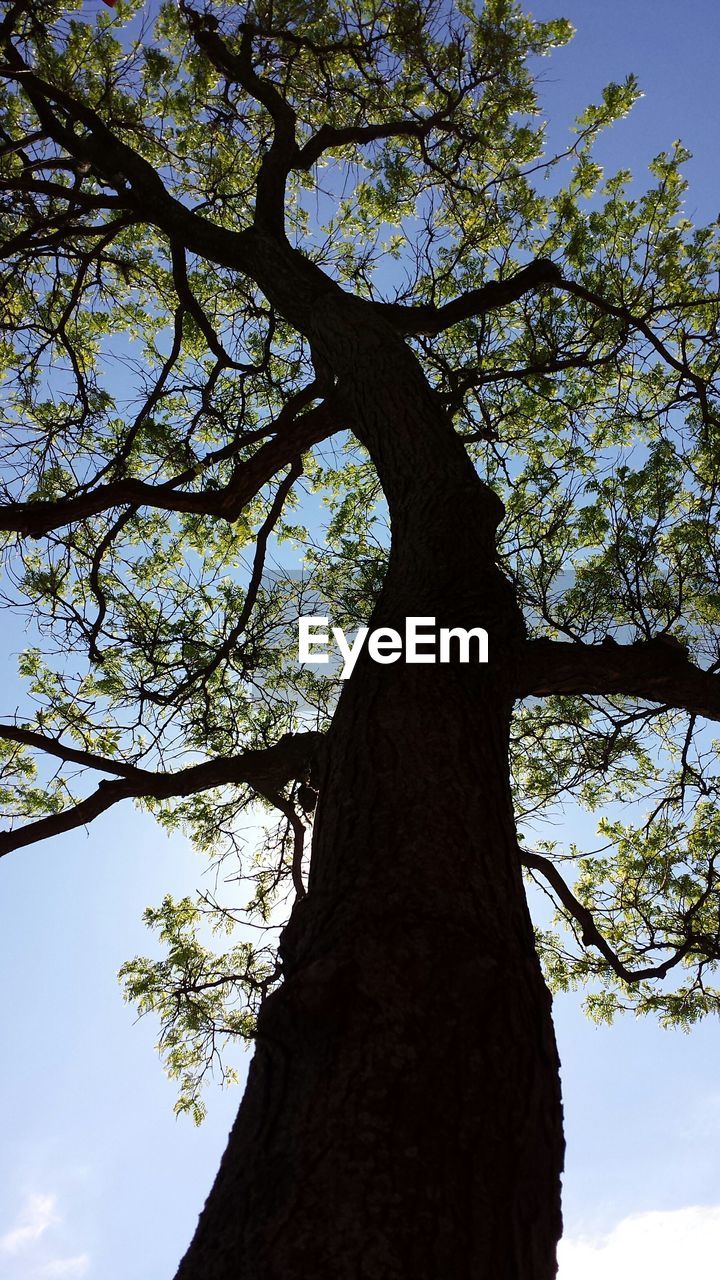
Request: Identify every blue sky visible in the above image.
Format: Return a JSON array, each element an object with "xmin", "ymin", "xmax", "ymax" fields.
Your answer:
[{"xmin": 2, "ymin": 2, "xmax": 720, "ymax": 1277}]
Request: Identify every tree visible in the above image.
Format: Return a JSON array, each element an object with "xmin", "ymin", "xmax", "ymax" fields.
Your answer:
[{"xmin": 1, "ymin": 0, "xmax": 719, "ymax": 1274}]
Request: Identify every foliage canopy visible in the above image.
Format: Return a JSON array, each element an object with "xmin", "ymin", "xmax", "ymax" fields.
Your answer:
[{"xmin": 1, "ymin": 0, "xmax": 720, "ymax": 1120}]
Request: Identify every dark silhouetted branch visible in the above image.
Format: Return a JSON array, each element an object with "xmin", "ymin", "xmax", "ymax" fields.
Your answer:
[
  {"xmin": 518, "ymin": 637, "xmax": 720, "ymax": 722},
  {"xmin": 521, "ymin": 846, "xmax": 716, "ymax": 984},
  {"xmin": 0, "ymin": 398, "xmax": 340, "ymax": 537},
  {"xmin": 0, "ymin": 730, "xmax": 323, "ymax": 858},
  {"xmin": 376, "ymin": 259, "xmax": 563, "ymax": 335}
]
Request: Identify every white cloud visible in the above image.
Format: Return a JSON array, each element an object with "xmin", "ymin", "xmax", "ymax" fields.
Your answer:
[
  {"xmin": 40, "ymin": 1258, "xmax": 90, "ymax": 1279},
  {"xmin": 0, "ymin": 1194, "xmax": 58, "ymax": 1255},
  {"xmin": 559, "ymin": 1205, "xmax": 720, "ymax": 1280},
  {"xmin": 0, "ymin": 1192, "xmax": 90, "ymax": 1280}
]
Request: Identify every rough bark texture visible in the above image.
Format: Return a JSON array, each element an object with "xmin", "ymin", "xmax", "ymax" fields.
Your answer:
[{"xmin": 173, "ymin": 296, "xmax": 565, "ymax": 1279}]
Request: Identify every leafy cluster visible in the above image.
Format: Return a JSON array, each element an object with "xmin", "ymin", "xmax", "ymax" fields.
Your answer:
[{"xmin": 119, "ymin": 892, "xmax": 274, "ymax": 1123}]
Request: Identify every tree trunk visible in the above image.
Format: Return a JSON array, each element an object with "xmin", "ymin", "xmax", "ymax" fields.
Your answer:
[{"xmin": 174, "ymin": 308, "xmax": 565, "ymax": 1279}]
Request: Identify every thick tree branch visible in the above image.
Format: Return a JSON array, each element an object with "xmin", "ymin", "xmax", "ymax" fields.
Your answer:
[
  {"xmin": 518, "ymin": 637, "xmax": 720, "ymax": 722},
  {"xmin": 218, "ymin": 389, "xmax": 338, "ymax": 519},
  {"xmin": 295, "ymin": 108, "xmax": 458, "ymax": 171},
  {"xmin": 521, "ymin": 847, "xmax": 708, "ymax": 983},
  {"xmin": 0, "ymin": 397, "xmax": 340, "ymax": 537},
  {"xmin": 0, "ymin": 722, "xmax": 140, "ymax": 777},
  {"xmin": 377, "ymin": 267, "xmax": 717, "ymax": 436},
  {"xmin": 0, "ymin": 730, "xmax": 323, "ymax": 858},
  {"xmin": 179, "ymin": 3, "xmax": 297, "ymax": 234},
  {"xmin": 0, "ymin": 174, "xmax": 123, "ymax": 208},
  {"xmin": 376, "ymin": 259, "xmax": 563, "ymax": 335}
]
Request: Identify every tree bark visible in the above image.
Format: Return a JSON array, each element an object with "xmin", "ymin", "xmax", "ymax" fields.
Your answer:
[{"xmin": 173, "ymin": 305, "xmax": 565, "ymax": 1279}]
